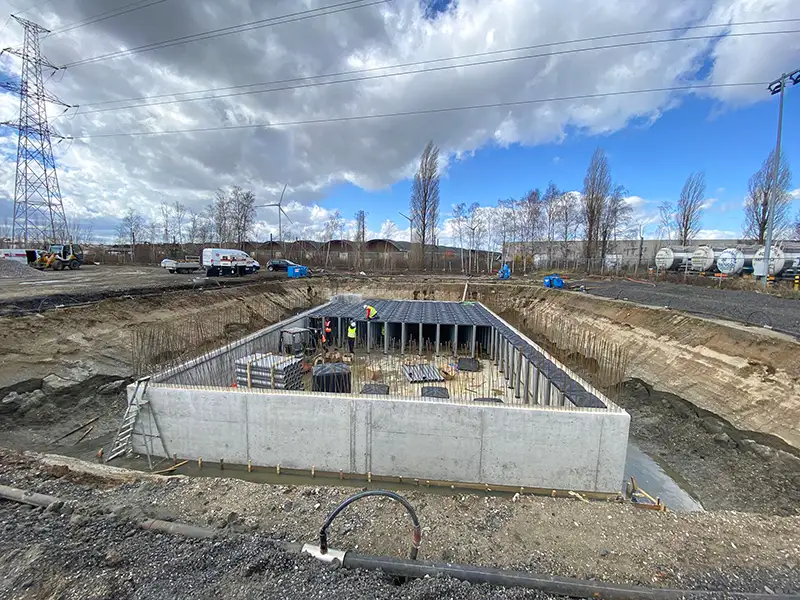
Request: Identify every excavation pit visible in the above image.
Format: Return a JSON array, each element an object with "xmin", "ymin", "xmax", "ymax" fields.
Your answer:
[{"xmin": 122, "ymin": 296, "xmax": 630, "ymax": 496}]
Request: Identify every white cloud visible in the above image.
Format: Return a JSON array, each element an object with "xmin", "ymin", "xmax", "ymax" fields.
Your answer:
[
  {"xmin": 700, "ymin": 197, "xmax": 717, "ymax": 210},
  {"xmin": 697, "ymin": 229, "xmax": 738, "ymax": 239},
  {"xmin": 0, "ymin": 0, "xmax": 796, "ymax": 239},
  {"xmin": 790, "ymin": 188, "xmax": 800, "ymax": 200}
]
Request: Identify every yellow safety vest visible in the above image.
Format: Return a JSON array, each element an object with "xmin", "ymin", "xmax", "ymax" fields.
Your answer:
[
  {"xmin": 366, "ymin": 305, "xmax": 377, "ymax": 318},
  {"xmin": 347, "ymin": 325, "xmax": 357, "ymax": 339}
]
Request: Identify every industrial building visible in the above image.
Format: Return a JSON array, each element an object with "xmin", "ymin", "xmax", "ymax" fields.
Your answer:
[{"xmin": 115, "ymin": 296, "xmax": 630, "ymax": 496}]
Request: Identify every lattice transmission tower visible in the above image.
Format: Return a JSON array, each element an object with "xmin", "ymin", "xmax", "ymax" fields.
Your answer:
[{"xmin": 1, "ymin": 15, "xmax": 70, "ymax": 247}]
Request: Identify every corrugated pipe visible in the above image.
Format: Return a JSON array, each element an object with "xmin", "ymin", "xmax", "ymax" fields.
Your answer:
[{"xmin": 1, "ymin": 485, "xmax": 797, "ymax": 600}]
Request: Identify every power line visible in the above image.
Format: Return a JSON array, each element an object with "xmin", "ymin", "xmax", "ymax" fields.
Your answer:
[
  {"xmin": 71, "ymin": 27, "xmax": 799, "ymax": 116},
  {"xmin": 46, "ymin": 0, "xmax": 175, "ymax": 37},
  {"xmin": 62, "ymin": 0, "xmax": 389, "ymax": 68},
  {"xmin": 11, "ymin": 0, "xmax": 57, "ymax": 17},
  {"xmin": 69, "ymin": 81, "xmax": 766, "ymax": 140}
]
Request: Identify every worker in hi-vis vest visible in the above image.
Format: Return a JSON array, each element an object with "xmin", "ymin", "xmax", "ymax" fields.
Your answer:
[
  {"xmin": 347, "ymin": 321, "xmax": 357, "ymax": 354},
  {"xmin": 364, "ymin": 304, "xmax": 378, "ymax": 320}
]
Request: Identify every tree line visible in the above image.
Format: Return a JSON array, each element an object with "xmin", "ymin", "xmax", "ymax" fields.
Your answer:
[{"xmin": 116, "ymin": 186, "xmax": 257, "ymax": 257}]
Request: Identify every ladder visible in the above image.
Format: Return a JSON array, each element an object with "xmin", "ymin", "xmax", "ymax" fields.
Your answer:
[{"xmin": 106, "ymin": 377, "xmax": 153, "ymax": 463}]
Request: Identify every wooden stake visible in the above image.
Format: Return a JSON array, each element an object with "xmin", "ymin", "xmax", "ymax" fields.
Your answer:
[
  {"xmin": 73, "ymin": 425, "xmax": 94, "ymax": 445},
  {"xmin": 154, "ymin": 460, "xmax": 187, "ymax": 475}
]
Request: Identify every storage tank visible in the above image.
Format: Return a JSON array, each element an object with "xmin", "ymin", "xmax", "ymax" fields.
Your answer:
[
  {"xmin": 752, "ymin": 246, "xmax": 800, "ymax": 277},
  {"xmin": 654, "ymin": 247, "xmax": 691, "ymax": 271},
  {"xmin": 716, "ymin": 247, "xmax": 757, "ymax": 275},
  {"xmin": 690, "ymin": 245, "xmax": 718, "ymax": 272}
]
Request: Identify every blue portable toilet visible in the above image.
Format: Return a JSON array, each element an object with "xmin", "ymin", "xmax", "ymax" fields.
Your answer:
[{"xmin": 288, "ymin": 265, "xmax": 309, "ymax": 278}]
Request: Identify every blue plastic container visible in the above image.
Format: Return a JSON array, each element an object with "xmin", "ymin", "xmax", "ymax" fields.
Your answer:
[{"xmin": 287, "ymin": 265, "xmax": 308, "ymax": 278}]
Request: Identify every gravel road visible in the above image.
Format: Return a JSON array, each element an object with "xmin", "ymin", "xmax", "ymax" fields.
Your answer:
[
  {"xmin": 1, "ymin": 451, "xmax": 798, "ymax": 599},
  {"xmin": 578, "ymin": 280, "xmax": 800, "ymax": 337}
]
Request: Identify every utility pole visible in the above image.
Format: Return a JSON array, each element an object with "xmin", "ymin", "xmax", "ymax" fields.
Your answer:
[
  {"xmin": 762, "ymin": 68, "xmax": 800, "ymax": 287},
  {"xmin": 1, "ymin": 16, "xmax": 70, "ymax": 248}
]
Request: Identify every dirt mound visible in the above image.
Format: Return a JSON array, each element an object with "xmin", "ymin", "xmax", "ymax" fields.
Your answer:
[{"xmin": 0, "ymin": 259, "xmax": 42, "ymax": 279}]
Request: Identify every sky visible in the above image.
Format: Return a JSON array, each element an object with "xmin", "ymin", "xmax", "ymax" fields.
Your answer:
[{"xmin": 0, "ymin": 0, "xmax": 799, "ymax": 245}]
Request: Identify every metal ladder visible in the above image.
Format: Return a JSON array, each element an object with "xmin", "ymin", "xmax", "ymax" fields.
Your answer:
[{"xmin": 106, "ymin": 377, "xmax": 152, "ymax": 463}]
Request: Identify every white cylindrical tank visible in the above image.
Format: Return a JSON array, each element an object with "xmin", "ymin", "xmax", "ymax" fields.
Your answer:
[
  {"xmin": 751, "ymin": 246, "xmax": 800, "ymax": 277},
  {"xmin": 716, "ymin": 248, "xmax": 745, "ymax": 275},
  {"xmin": 655, "ymin": 247, "xmax": 691, "ymax": 270},
  {"xmin": 691, "ymin": 245, "xmax": 717, "ymax": 272}
]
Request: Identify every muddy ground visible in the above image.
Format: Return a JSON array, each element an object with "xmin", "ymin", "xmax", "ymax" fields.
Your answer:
[{"xmin": 1, "ymin": 450, "xmax": 798, "ymax": 599}]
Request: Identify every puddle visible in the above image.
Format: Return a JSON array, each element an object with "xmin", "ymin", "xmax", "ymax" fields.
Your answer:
[{"xmin": 624, "ymin": 442, "xmax": 704, "ymax": 512}]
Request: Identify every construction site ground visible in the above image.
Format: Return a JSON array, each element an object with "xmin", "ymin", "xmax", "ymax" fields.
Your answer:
[{"xmin": 1, "ymin": 273, "xmax": 798, "ymax": 598}]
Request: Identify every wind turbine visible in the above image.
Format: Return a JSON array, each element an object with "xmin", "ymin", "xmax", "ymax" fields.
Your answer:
[{"xmin": 257, "ymin": 184, "xmax": 293, "ymax": 245}]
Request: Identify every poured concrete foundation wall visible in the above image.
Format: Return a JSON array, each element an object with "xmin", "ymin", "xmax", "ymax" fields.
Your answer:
[{"xmin": 132, "ymin": 385, "xmax": 629, "ymax": 493}]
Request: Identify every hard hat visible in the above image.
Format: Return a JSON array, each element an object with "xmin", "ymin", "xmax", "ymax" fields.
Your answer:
[
  {"xmin": 350, "ymin": 321, "xmax": 356, "ymax": 326},
  {"xmin": 363, "ymin": 304, "xmax": 368, "ymax": 308}
]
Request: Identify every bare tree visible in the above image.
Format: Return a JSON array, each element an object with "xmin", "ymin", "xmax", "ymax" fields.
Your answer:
[
  {"xmin": 516, "ymin": 189, "xmax": 542, "ymax": 272},
  {"xmin": 232, "ymin": 188, "xmax": 256, "ymax": 249},
  {"xmin": 198, "ymin": 205, "xmax": 214, "ymax": 244},
  {"xmin": 542, "ymin": 182, "xmax": 560, "ymax": 266},
  {"xmin": 581, "ymin": 148, "xmax": 612, "ymax": 262},
  {"xmin": 159, "ymin": 201, "xmax": 173, "ymax": 244},
  {"xmin": 0, "ymin": 218, "xmax": 11, "ymax": 243},
  {"xmin": 795, "ymin": 210, "xmax": 800, "ymax": 239},
  {"xmin": 324, "ymin": 209, "xmax": 343, "ymax": 267},
  {"xmin": 674, "ymin": 172, "xmax": 706, "ymax": 245},
  {"xmin": 599, "ymin": 185, "xmax": 632, "ymax": 266},
  {"xmin": 555, "ymin": 192, "xmax": 580, "ymax": 263},
  {"xmin": 186, "ymin": 209, "xmax": 200, "ymax": 244},
  {"xmin": 354, "ymin": 210, "xmax": 367, "ymax": 269},
  {"xmin": 657, "ymin": 200, "xmax": 673, "ymax": 243},
  {"xmin": 409, "ymin": 140, "xmax": 440, "ymax": 270},
  {"xmin": 380, "ymin": 219, "xmax": 398, "ymax": 239},
  {"xmin": 213, "ymin": 189, "xmax": 232, "ymax": 245},
  {"xmin": 117, "ymin": 208, "xmax": 144, "ymax": 260},
  {"xmin": 451, "ymin": 202, "xmax": 467, "ymax": 272},
  {"xmin": 172, "ymin": 201, "xmax": 187, "ymax": 245},
  {"xmin": 464, "ymin": 202, "xmax": 484, "ymax": 273},
  {"xmin": 743, "ymin": 150, "xmax": 793, "ymax": 242}
]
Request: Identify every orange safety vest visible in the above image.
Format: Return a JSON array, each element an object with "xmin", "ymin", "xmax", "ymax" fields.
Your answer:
[{"xmin": 324, "ymin": 320, "xmax": 332, "ymax": 333}]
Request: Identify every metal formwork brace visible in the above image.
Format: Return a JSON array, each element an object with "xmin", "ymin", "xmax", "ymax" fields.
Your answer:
[
  {"xmin": 514, "ymin": 351, "xmax": 522, "ymax": 399},
  {"xmin": 418, "ymin": 323, "xmax": 423, "ymax": 356},
  {"xmin": 498, "ymin": 336, "xmax": 505, "ymax": 373},
  {"xmin": 338, "ymin": 318, "xmax": 344, "ymax": 349},
  {"xmin": 471, "ymin": 325, "xmax": 477, "ymax": 358},
  {"xmin": 488, "ymin": 328, "xmax": 494, "ymax": 360},
  {"xmin": 453, "ymin": 324, "xmax": 459, "ymax": 356},
  {"xmin": 401, "ymin": 322, "xmax": 406, "ymax": 355},
  {"xmin": 383, "ymin": 322, "xmax": 389, "ymax": 355},
  {"xmin": 523, "ymin": 361, "xmax": 531, "ymax": 404},
  {"xmin": 531, "ymin": 365, "xmax": 540, "ymax": 405},
  {"xmin": 435, "ymin": 324, "xmax": 441, "ymax": 355},
  {"xmin": 366, "ymin": 321, "xmax": 372, "ymax": 354}
]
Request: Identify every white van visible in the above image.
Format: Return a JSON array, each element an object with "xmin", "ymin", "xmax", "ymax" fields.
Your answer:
[{"xmin": 201, "ymin": 248, "xmax": 260, "ymax": 277}]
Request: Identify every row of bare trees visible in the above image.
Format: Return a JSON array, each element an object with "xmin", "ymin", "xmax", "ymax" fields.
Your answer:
[{"xmin": 116, "ymin": 186, "xmax": 256, "ymax": 258}]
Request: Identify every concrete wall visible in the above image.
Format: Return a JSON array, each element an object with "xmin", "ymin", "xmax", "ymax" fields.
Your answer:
[{"xmin": 132, "ymin": 385, "xmax": 629, "ymax": 493}]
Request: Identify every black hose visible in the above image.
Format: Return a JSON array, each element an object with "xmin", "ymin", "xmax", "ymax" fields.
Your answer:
[
  {"xmin": 343, "ymin": 553, "xmax": 800, "ymax": 600},
  {"xmin": 319, "ymin": 490, "xmax": 421, "ymax": 560}
]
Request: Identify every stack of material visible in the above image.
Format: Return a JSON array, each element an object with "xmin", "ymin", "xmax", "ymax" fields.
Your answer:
[
  {"xmin": 312, "ymin": 363, "xmax": 352, "ymax": 394},
  {"xmin": 421, "ymin": 386, "xmax": 450, "ymax": 399},
  {"xmin": 457, "ymin": 357, "xmax": 481, "ymax": 372},
  {"xmin": 360, "ymin": 383, "xmax": 390, "ymax": 395},
  {"xmin": 402, "ymin": 364, "xmax": 444, "ymax": 383},
  {"xmin": 235, "ymin": 353, "xmax": 304, "ymax": 390}
]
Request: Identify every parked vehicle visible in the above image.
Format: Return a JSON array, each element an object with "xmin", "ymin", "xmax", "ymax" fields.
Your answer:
[
  {"xmin": 29, "ymin": 244, "xmax": 84, "ymax": 271},
  {"xmin": 0, "ymin": 249, "xmax": 28, "ymax": 264},
  {"xmin": 202, "ymin": 248, "xmax": 260, "ymax": 277},
  {"xmin": 266, "ymin": 259, "xmax": 298, "ymax": 272},
  {"xmin": 161, "ymin": 255, "xmax": 202, "ymax": 274}
]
